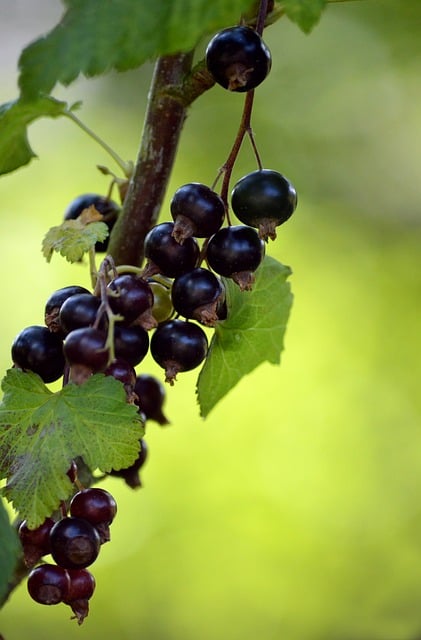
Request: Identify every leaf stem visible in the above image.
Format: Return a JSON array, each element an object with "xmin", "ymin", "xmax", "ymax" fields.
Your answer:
[{"xmin": 64, "ymin": 111, "xmax": 133, "ymax": 177}]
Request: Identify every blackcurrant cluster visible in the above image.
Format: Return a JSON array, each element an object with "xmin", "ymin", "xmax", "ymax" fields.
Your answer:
[{"xmin": 19, "ymin": 485, "xmax": 116, "ymax": 624}]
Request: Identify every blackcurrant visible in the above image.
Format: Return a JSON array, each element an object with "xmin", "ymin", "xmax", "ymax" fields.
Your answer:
[
  {"xmin": 59, "ymin": 293, "xmax": 101, "ymax": 335},
  {"xmin": 63, "ymin": 327, "xmax": 109, "ymax": 374},
  {"xmin": 144, "ymin": 222, "xmax": 200, "ymax": 278},
  {"xmin": 171, "ymin": 267, "xmax": 226, "ymax": 326},
  {"xmin": 11, "ymin": 325, "xmax": 65, "ymax": 383},
  {"xmin": 49, "ymin": 516, "xmax": 101, "ymax": 569},
  {"xmin": 206, "ymin": 225, "xmax": 265, "ymax": 290},
  {"xmin": 63, "ymin": 194, "xmax": 120, "ymax": 252},
  {"xmin": 170, "ymin": 182, "xmax": 225, "ymax": 243},
  {"xmin": 206, "ymin": 25, "xmax": 271, "ymax": 92},
  {"xmin": 150, "ymin": 319, "xmax": 208, "ymax": 384},
  {"xmin": 64, "ymin": 568, "xmax": 96, "ymax": 625},
  {"xmin": 105, "ymin": 358, "xmax": 137, "ymax": 387},
  {"xmin": 113, "ymin": 325, "xmax": 149, "ymax": 367},
  {"xmin": 27, "ymin": 563, "xmax": 70, "ymax": 605},
  {"xmin": 18, "ymin": 517, "xmax": 55, "ymax": 568},
  {"xmin": 231, "ymin": 169, "xmax": 297, "ymax": 240},
  {"xmin": 134, "ymin": 374, "xmax": 169, "ymax": 425},
  {"xmin": 70, "ymin": 488, "xmax": 117, "ymax": 544},
  {"xmin": 107, "ymin": 274, "xmax": 154, "ymax": 326},
  {"xmin": 109, "ymin": 438, "xmax": 148, "ymax": 489},
  {"xmin": 45, "ymin": 285, "xmax": 91, "ymax": 333}
]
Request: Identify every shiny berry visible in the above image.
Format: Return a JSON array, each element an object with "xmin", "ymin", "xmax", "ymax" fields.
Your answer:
[
  {"xmin": 170, "ymin": 183, "xmax": 225, "ymax": 242},
  {"xmin": 63, "ymin": 327, "xmax": 109, "ymax": 373},
  {"xmin": 144, "ymin": 222, "xmax": 200, "ymax": 278},
  {"xmin": 206, "ymin": 225, "xmax": 265, "ymax": 290},
  {"xmin": 150, "ymin": 319, "xmax": 208, "ymax": 384},
  {"xmin": 231, "ymin": 169, "xmax": 297, "ymax": 240},
  {"xmin": 64, "ymin": 568, "xmax": 96, "ymax": 625},
  {"xmin": 113, "ymin": 325, "xmax": 149, "ymax": 367},
  {"xmin": 59, "ymin": 293, "xmax": 101, "ymax": 334},
  {"xmin": 18, "ymin": 517, "xmax": 55, "ymax": 568},
  {"xmin": 27, "ymin": 563, "xmax": 71, "ymax": 605},
  {"xmin": 45, "ymin": 285, "xmax": 91, "ymax": 333},
  {"xmin": 206, "ymin": 26, "xmax": 271, "ymax": 92},
  {"xmin": 49, "ymin": 516, "xmax": 101, "ymax": 569},
  {"xmin": 108, "ymin": 274, "xmax": 154, "ymax": 326},
  {"xmin": 11, "ymin": 325, "xmax": 65, "ymax": 383},
  {"xmin": 171, "ymin": 268, "xmax": 225, "ymax": 326}
]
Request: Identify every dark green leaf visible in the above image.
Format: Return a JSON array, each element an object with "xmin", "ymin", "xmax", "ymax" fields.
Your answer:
[
  {"xmin": 0, "ymin": 499, "xmax": 21, "ymax": 606},
  {"xmin": 197, "ymin": 256, "xmax": 293, "ymax": 417},
  {"xmin": 18, "ymin": 0, "xmax": 257, "ymax": 99},
  {"xmin": 0, "ymin": 96, "xmax": 69, "ymax": 175},
  {"xmin": 280, "ymin": 0, "xmax": 327, "ymax": 33},
  {"xmin": 0, "ymin": 370, "xmax": 144, "ymax": 528}
]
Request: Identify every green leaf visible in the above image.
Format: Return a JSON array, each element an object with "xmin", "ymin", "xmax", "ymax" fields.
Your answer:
[
  {"xmin": 42, "ymin": 219, "xmax": 108, "ymax": 263},
  {"xmin": 0, "ymin": 499, "xmax": 21, "ymax": 606},
  {"xmin": 280, "ymin": 0, "xmax": 327, "ymax": 33},
  {"xmin": 0, "ymin": 96, "xmax": 70, "ymax": 175},
  {"xmin": 18, "ymin": 0, "xmax": 257, "ymax": 99},
  {"xmin": 0, "ymin": 370, "xmax": 144, "ymax": 528},
  {"xmin": 197, "ymin": 256, "xmax": 293, "ymax": 418}
]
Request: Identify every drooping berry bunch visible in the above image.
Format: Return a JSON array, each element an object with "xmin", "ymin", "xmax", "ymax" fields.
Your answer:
[
  {"xmin": 20, "ymin": 484, "xmax": 116, "ymax": 624},
  {"xmin": 5, "ymin": 2, "xmax": 297, "ymax": 625}
]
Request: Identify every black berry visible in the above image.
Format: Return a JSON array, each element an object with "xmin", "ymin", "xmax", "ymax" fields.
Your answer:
[
  {"xmin": 63, "ymin": 327, "xmax": 109, "ymax": 374},
  {"xmin": 231, "ymin": 169, "xmax": 297, "ymax": 240},
  {"xmin": 206, "ymin": 26, "xmax": 271, "ymax": 92},
  {"xmin": 64, "ymin": 568, "xmax": 96, "ymax": 625},
  {"xmin": 170, "ymin": 182, "xmax": 225, "ymax": 242},
  {"xmin": 144, "ymin": 222, "xmax": 200, "ymax": 278},
  {"xmin": 171, "ymin": 267, "xmax": 225, "ymax": 326},
  {"xmin": 206, "ymin": 225, "xmax": 265, "ymax": 290},
  {"xmin": 150, "ymin": 319, "xmax": 208, "ymax": 384},
  {"xmin": 109, "ymin": 438, "xmax": 148, "ymax": 489},
  {"xmin": 11, "ymin": 325, "xmax": 65, "ymax": 383},
  {"xmin": 59, "ymin": 293, "xmax": 101, "ymax": 335},
  {"xmin": 70, "ymin": 488, "xmax": 117, "ymax": 544},
  {"xmin": 18, "ymin": 517, "xmax": 55, "ymax": 568},
  {"xmin": 108, "ymin": 274, "xmax": 154, "ymax": 326},
  {"xmin": 27, "ymin": 563, "xmax": 70, "ymax": 605},
  {"xmin": 49, "ymin": 516, "xmax": 101, "ymax": 569},
  {"xmin": 45, "ymin": 285, "xmax": 91, "ymax": 333},
  {"xmin": 113, "ymin": 325, "xmax": 149, "ymax": 367}
]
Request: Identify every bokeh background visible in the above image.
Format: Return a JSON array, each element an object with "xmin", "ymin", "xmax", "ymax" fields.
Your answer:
[{"xmin": 1, "ymin": 1, "xmax": 420, "ymax": 639}]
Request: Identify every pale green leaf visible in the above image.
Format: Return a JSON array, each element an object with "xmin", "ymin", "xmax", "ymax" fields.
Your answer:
[
  {"xmin": 42, "ymin": 219, "xmax": 108, "ymax": 263},
  {"xmin": 0, "ymin": 370, "xmax": 144, "ymax": 528},
  {"xmin": 197, "ymin": 256, "xmax": 293, "ymax": 417},
  {"xmin": 0, "ymin": 96, "xmax": 70, "ymax": 175},
  {"xmin": 18, "ymin": 0, "xmax": 257, "ymax": 99}
]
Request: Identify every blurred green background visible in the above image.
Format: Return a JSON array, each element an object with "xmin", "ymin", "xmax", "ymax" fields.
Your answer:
[{"xmin": 1, "ymin": 1, "xmax": 421, "ymax": 639}]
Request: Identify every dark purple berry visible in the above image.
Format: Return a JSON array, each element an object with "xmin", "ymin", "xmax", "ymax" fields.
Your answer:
[
  {"xmin": 19, "ymin": 517, "xmax": 55, "ymax": 568},
  {"xmin": 59, "ymin": 293, "xmax": 101, "ymax": 335},
  {"xmin": 63, "ymin": 327, "xmax": 109, "ymax": 373},
  {"xmin": 11, "ymin": 325, "xmax": 65, "ymax": 383},
  {"xmin": 113, "ymin": 325, "xmax": 149, "ymax": 367},
  {"xmin": 134, "ymin": 374, "xmax": 169, "ymax": 425},
  {"xmin": 150, "ymin": 319, "xmax": 208, "ymax": 384},
  {"xmin": 206, "ymin": 26, "xmax": 271, "ymax": 92},
  {"xmin": 49, "ymin": 516, "xmax": 101, "ymax": 569},
  {"xmin": 206, "ymin": 225, "xmax": 265, "ymax": 290},
  {"xmin": 105, "ymin": 358, "xmax": 137, "ymax": 387},
  {"xmin": 27, "ymin": 563, "xmax": 70, "ymax": 605},
  {"xmin": 231, "ymin": 169, "xmax": 297, "ymax": 240},
  {"xmin": 171, "ymin": 267, "xmax": 226, "ymax": 327},
  {"xmin": 63, "ymin": 194, "xmax": 120, "ymax": 252},
  {"xmin": 45, "ymin": 285, "xmax": 91, "ymax": 333},
  {"xmin": 108, "ymin": 274, "xmax": 154, "ymax": 326},
  {"xmin": 144, "ymin": 222, "xmax": 200, "ymax": 278},
  {"xmin": 170, "ymin": 183, "xmax": 225, "ymax": 242},
  {"xmin": 64, "ymin": 568, "xmax": 96, "ymax": 625},
  {"xmin": 70, "ymin": 488, "xmax": 117, "ymax": 544}
]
